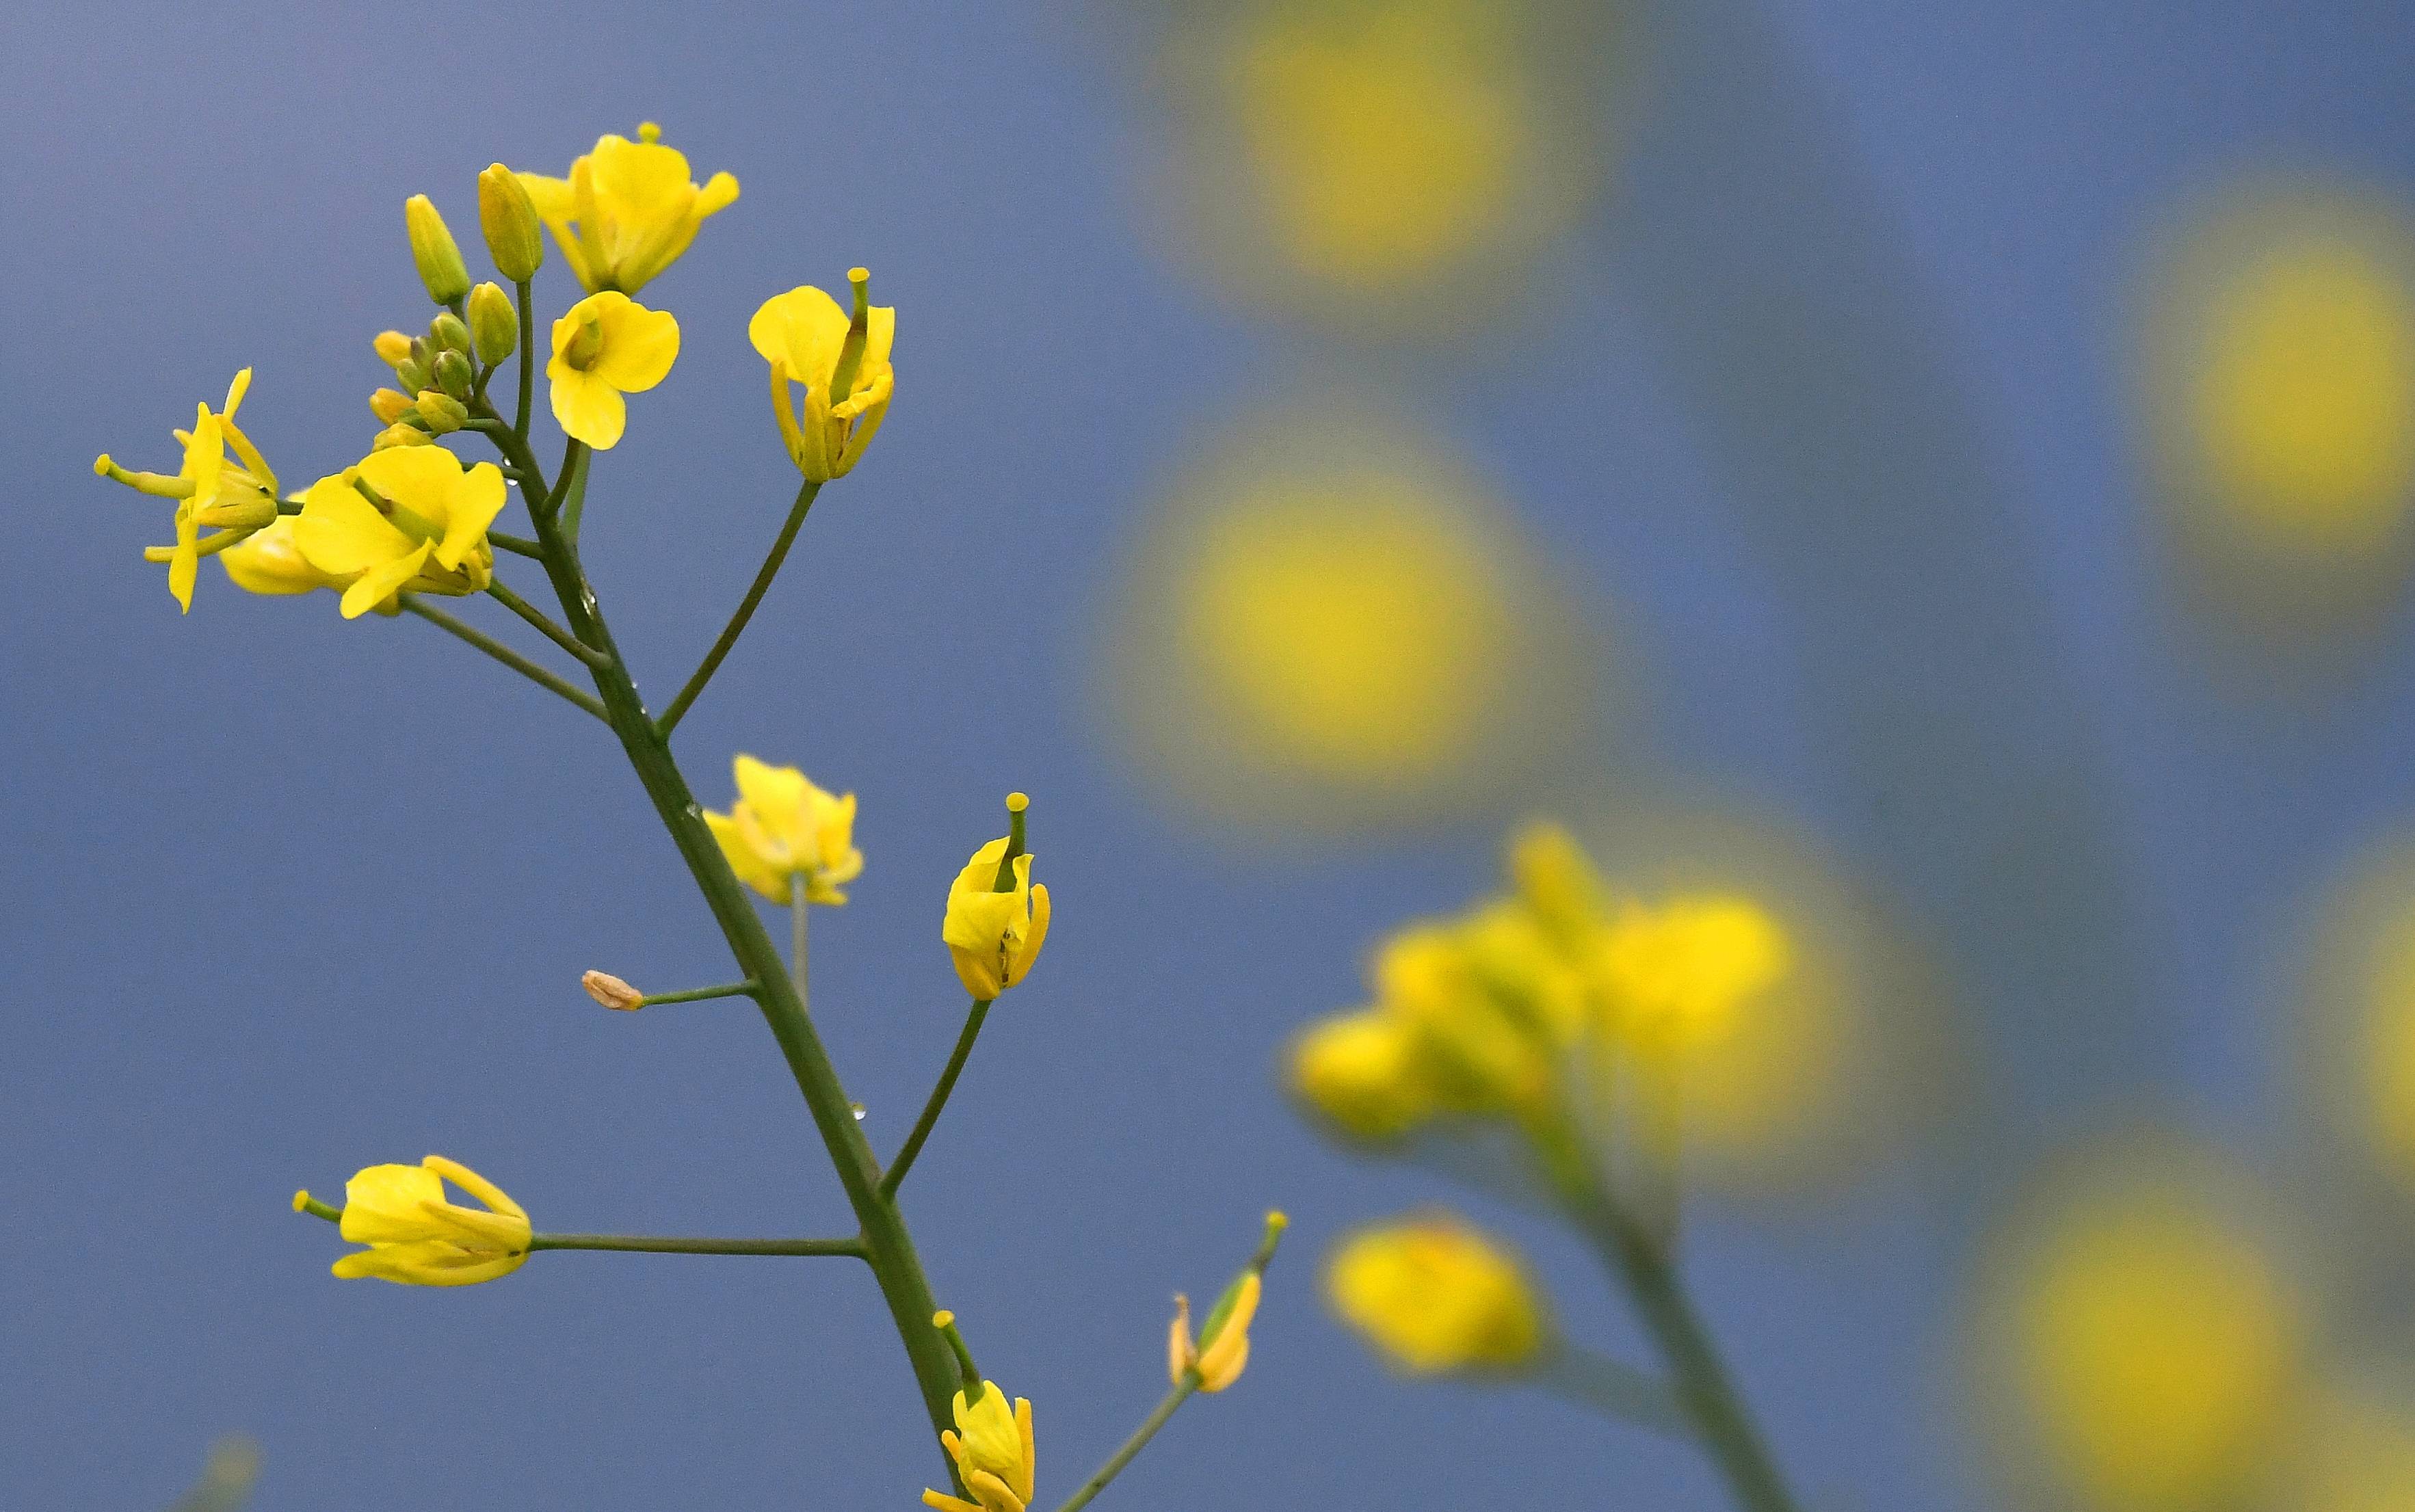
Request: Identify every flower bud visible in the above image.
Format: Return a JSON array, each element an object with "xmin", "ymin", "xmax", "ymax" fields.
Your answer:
[
  {"xmin": 1327, "ymin": 1214, "xmax": 1550, "ymax": 1376},
  {"xmin": 394, "ymin": 355, "xmax": 430, "ymax": 395},
  {"xmin": 369, "ymin": 388, "xmax": 415, "ymax": 425},
  {"xmin": 404, "ymin": 194, "xmax": 471, "ymax": 305},
  {"xmin": 415, "ymin": 389, "xmax": 469, "ymax": 434},
  {"xmin": 373, "ymin": 330, "xmax": 414, "ymax": 369},
  {"xmin": 432, "ymin": 349, "xmax": 475, "ymax": 402},
  {"xmin": 477, "ymin": 163, "xmax": 544, "ymax": 282},
  {"xmin": 581, "ymin": 970, "xmax": 645, "ymax": 1011},
  {"xmin": 372, "ymin": 422, "xmax": 432, "ymax": 450},
  {"xmin": 427, "ymin": 310, "xmax": 471, "ymax": 358},
  {"xmin": 467, "ymin": 282, "xmax": 519, "ymax": 365}
]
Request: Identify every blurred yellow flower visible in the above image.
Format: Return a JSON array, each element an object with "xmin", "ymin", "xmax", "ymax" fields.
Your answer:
[
  {"xmin": 2288, "ymin": 1390, "xmax": 2415, "ymax": 1512},
  {"xmin": 2295, "ymin": 838, "xmax": 2415, "ymax": 1192},
  {"xmin": 293, "ymin": 446, "xmax": 506, "ymax": 618},
  {"xmin": 750, "ymin": 270, "xmax": 896, "ymax": 481},
  {"xmin": 942, "ymin": 826, "xmax": 1052, "ymax": 1000},
  {"xmin": 548, "ymin": 291, "xmax": 679, "ymax": 450},
  {"xmin": 1287, "ymin": 1008, "xmax": 1435, "ymax": 1141},
  {"xmin": 702, "ymin": 754, "xmax": 863, "ymax": 906},
  {"xmin": 326, "ymin": 1154, "xmax": 530, "ymax": 1287},
  {"xmin": 1594, "ymin": 894, "xmax": 1793, "ymax": 1053},
  {"xmin": 1980, "ymin": 1160, "xmax": 2304, "ymax": 1512},
  {"xmin": 923, "ymin": 1383, "xmax": 1035, "ymax": 1512},
  {"xmin": 94, "ymin": 369, "xmax": 282, "ymax": 613},
  {"xmin": 515, "ymin": 123, "xmax": 739, "ymax": 294},
  {"xmin": 1326, "ymin": 1212, "xmax": 1547, "ymax": 1375}
]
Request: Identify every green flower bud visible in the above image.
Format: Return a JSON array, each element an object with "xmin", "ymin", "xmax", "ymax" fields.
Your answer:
[
  {"xmin": 404, "ymin": 194, "xmax": 471, "ymax": 305},
  {"xmin": 466, "ymin": 282, "xmax": 519, "ymax": 366},
  {"xmin": 477, "ymin": 163, "xmax": 544, "ymax": 282},
  {"xmin": 427, "ymin": 310, "xmax": 471, "ymax": 357},
  {"xmin": 432, "ymin": 349, "xmax": 475, "ymax": 402},
  {"xmin": 393, "ymin": 356, "xmax": 431, "ymax": 394},
  {"xmin": 415, "ymin": 389, "xmax": 470, "ymax": 434}
]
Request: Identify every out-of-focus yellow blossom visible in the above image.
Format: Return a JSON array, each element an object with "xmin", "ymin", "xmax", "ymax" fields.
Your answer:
[
  {"xmin": 2353, "ymin": 890, "xmax": 2415, "ymax": 1189},
  {"xmin": 514, "ymin": 123, "xmax": 739, "ymax": 294},
  {"xmin": 548, "ymin": 291, "xmax": 678, "ymax": 450},
  {"xmin": 1288, "ymin": 1009, "xmax": 1435, "ymax": 1141},
  {"xmin": 2288, "ymin": 1390, "xmax": 2415, "ymax": 1512},
  {"xmin": 923, "ymin": 1382, "xmax": 1036, "ymax": 1512},
  {"xmin": 1983, "ymin": 1169, "xmax": 2304, "ymax": 1512},
  {"xmin": 1169, "ymin": 1210, "xmax": 1286, "ymax": 1394},
  {"xmin": 219, "ymin": 516, "xmax": 350, "ymax": 600},
  {"xmin": 702, "ymin": 754, "xmax": 863, "ymax": 905},
  {"xmin": 292, "ymin": 445, "xmax": 506, "ymax": 619},
  {"xmin": 1326, "ymin": 1213, "xmax": 1547, "ymax": 1375},
  {"xmin": 750, "ymin": 269, "xmax": 896, "ymax": 481},
  {"xmin": 95, "ymin": 369, "xmax": 282, "ymax": 613},
  {"xmin": 942, "ymin": 816, "xmax": 1052, "ymax": 999},
  {"xmin": 317, "ymin": 1154, "xmax": 530, "ymax": 1287},
  {"xmin": 1375, "ymin": 919, "xmax": 1570, "ymax": 1120},
  {"xmin": 1594, "ymin": 894, "xmax": 1793, "ymax": 1054}
]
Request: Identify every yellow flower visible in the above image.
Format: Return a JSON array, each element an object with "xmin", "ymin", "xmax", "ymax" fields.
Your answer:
[
  {"xmin": 1593, "ymin": 894, "xmax": 1792, "ymax": 1052},
  {"xmin": 1325, "ymin": 1212, "xmax": 1548, "ymax": 1375},
  {"xmin": 94, "ymin": 369, "xmax": 281, "ymax": 613},
  {"xmin": 923, "ymin": 1383, "xmax": 1036, "ymax": 1512},
  {"xmin": 326, "ymin": 1154, "xmax": 530, "ymax": 1287},
  {"xmin": 942, "ymin": 820, "xmax": 1052, "ymax": 1000},
  {"xmin": 702, "ymin": 754, "xmax": 864, "ymax": 905},
  {"xmin": 1508, "ymin": 821, "xmax": 1610, "ymax": 945},
  {"xmin": 514, "ymin": 122, "xmax": 739, "ymax": 294},
  {"xmin": 1168, "ymin": 1210, "xmax": 1286, "ymax": 1394},
  {"xmin": 1374, "ymin": 920, "xmax": 1563, "ymax": 1119},
  {"xmin": 219, "ymin": 516, "xmax": 351, "ymax": 600},
  {"xmin": 749, "ymin": 269, "xmax": 896, "ymax": 481},
  {"xmin": 292, "ymin": 445, "xmax": 507, "ymax": 619},
  {"xmin": 1288, "ymin": 1008, "xmax": 1435, "ymax": 1141},
  {"xmin": 548, "ymin": 291, "xmax": 679, "ymax": 450}
]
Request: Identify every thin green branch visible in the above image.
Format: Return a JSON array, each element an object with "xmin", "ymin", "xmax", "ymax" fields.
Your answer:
[
  {"xmin": 1538, "ymin": 1345, "xmax": 1691, "ymax": 1439},
  {"xmin": 529, "ymin": 1232, "xmax": 865, "ymax": 1258},
  {"xmin": 1053, "ymin": 1381, "xmax": 1196, "ymax": 1512},
  {"xmin": 488, "ymin": 530, "xmax": 544, "ymax": 559},
  {"xmin": 512, "ymin": 278, "xmax": 535, "ymax": 442},
  {"xmin": 401, "ymin": 598, "xmax": 607, "ymax": 723},
  {"xmin": 880, "ymin": 998, "xmax": 993, "ymax": 1199},
  {"xmin": 639, "ymin": 980, "xmax": 759, "ymax": 1007},
  {"xmin": 487, "ymin": 579, "xmax": 608, "ymax": 668},
  {"xmin": 654, "ymin": 479, "xmax": 821, "ymax": 737}
]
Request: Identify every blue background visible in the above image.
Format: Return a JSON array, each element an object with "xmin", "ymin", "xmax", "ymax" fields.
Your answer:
[{"xmin": 7, "ymin": 1, "xmax": 2414, "ymax": 1508}]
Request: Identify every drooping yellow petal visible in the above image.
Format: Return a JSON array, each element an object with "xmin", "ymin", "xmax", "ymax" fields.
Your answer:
[
  {"xmin": 293, "ymin": 475, "xmax": 416, "ymax": 578},
  {"xmin": 551, "ymin": 369, "xmax": 629, "ymax": 449},
  {"xmin": 220, "ymin": 518, "xmax": 341, "ymax": 596},
  {"xmin": 339, "ymin": 540, "xmax": 432, "ymax": 619},
  {"xmin": 588, "ymin": 297, "xmax": 680, "ymax": 391}
]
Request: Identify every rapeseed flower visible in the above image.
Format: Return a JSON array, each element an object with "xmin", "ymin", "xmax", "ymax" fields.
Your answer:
[
  {"xmin": 1594, "ymin": 894, "xmax": 1792, "ymax": 1054},
  {"xmin": 514, "ymin": 123, "xmax": 738, "ymax": 294},
  {"xmin": 291, "ymin": 445, "xmax": 506, "ymax": 618},
  {"xmin": 1287, "ymin": 1008, "xmax": 1435, "ymax": 1141},
  {"xmin": 923, "ymin": 1382, "xmax": 1036, "ymax": 1512},
  {"xmin": 311, "ymin": 1154, "xmax": 530, "ymax": 1287},
  {"xmin": 750, "ymin": 269, "xmax": 896, "ymax": 481},
  {"xmin": 95, "ymin": 369, "xmax": 282, "ymax": 612},
  {"xmin": 1168, "ymin": 1210, "xmax": 1286, "ymax": 1393},
  {"xmin": 218, "ymin": 516, "xmax": 349, "ymax": 600},
  {"xmin": 942, "ymin": 806, "xmax": 1051, "ymax": 999},
  {"xmin": 548, "ymin": 291, "xmax": 678, "ymax": 450},
  {"xmin": 1326, "ymin": 1212, "xmax": 1548, "ymax": 1375},
  {"xmin": 702, "ymin": 754, "xmax": 864, "ymax": 905}
]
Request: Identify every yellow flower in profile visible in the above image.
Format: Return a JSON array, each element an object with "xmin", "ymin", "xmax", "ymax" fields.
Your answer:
[
  {"xmin": 548, "ymin": 291, "xmax": 679, "ymax": 450},
  {"xmin": 1986, "ymin": 1171, "xmax": 2304, "ymax": 1512},
  {"xmin": 750, "ymin": 269, "xmax": 896, "ymax": 481},
  {"xmin": 1326, "ymin": 1212, "xmax": 1547, "ymax": 1375},
  {"xmin": 1288, "ymin": 1009, "xmax": 1435, "ymax": 1141},
  {"xmin": 325, "ymin": 1155, "xmax": 531, "ymax": 1287},
  {"xmin": 293, "ymin": 446, "xmax": 505, "ymax": 618},
  {"xmin": 94, "ymin": 369, "xmax": 281, "ymax": 613},
  {"xmin": 923, "ymin": 1383, "xmax": 1036, "ymax": 1512},
  {"xmin": 942, "ymin": 821, "xmax": 1052, "ymax": 999},
  {"xmin": 1594, "ymin": 894, "xmax": 1792, "ymax": 1052},
  {"xmin": 1168, "ymin": 1210, "xmax": 1286, "ymax": 1394},
  {"xmin": 702, "ymin": 754, "xmax": 864, "ymax": 905},
  {"xmin": 219, "ymin": 516, "xmax": 351, "ymax": 600},
  {"xmin": 514, "ymin": 123, "xmax": 739, "ymax": 294}
]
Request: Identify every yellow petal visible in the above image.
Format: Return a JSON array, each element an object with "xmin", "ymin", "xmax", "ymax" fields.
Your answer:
[
  {"xmin": 293, "ymin": 475, "xmax": 415, "ymax": 577},
  {"xmin": 339, "ymin": 1164, "xmax": 447, "ymax": 1244},
  {"xmin": 1007, "ymin": 881, "xmax": 1051, "ymax": 990},
  {"xmin": 354, "ymin": 445, "xmax": 471, "ymax": 539},
  {"xmin": 340, "ymin": 541, "xmax": 432, "ymax": 619},
  {"xmin": 706, "ymin": 808, "xmax": 794, "ymax": 903},
  {"xmin": 732, "ymin": 755, "xmax": 809, "ymax": 845},
  {"xmin": 590, "ymin": 298, "xmax": 680, "ymax": 391},
  {"xmin": 433, "ymin": 462, "xmax": 507, "ymax": 571},
  {"xmin": 220, "ymin": 518, "xmax": 335, "ymax": 596},
  {"xmin": 747, "ymin": 286, "xmax": 849, "ymax": 386},
  {"xmin": 551, "ymin": 369, "xmax": 628, "ymax": 449},
  {"xmin": 422, "ymin": 1154, "xmax": 527, "ymax": 1223},
  {"xmin": 698, "ymin": 171, "xmax": 740, "ymax": 217}
]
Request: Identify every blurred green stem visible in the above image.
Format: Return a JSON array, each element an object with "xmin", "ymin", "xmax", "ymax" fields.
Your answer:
[{"xmin": 1538, "ymin": 1344, "xmax": 1691, "ymax": 1439}]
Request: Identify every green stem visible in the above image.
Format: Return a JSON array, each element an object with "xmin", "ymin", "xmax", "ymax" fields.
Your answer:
[
  {"xmin": 793, "ymin": 892, "xmax": 810, "ymax": 1010},
  {"xmin": 487, "ymin": 579, "xmax": 607, "ymax": 668},
  {"xmin": 1560, "ymin": 1178, "xmax": 1799, "ymax": 1512},
  {"xmin": 401, "ymin": 597, "xmax": 607, "ymax": 723},
  {"xmin": 529, "ymin": 1232, "xmax": 864, "ymax": 1258},
  {"xmin": 1053, "ymin": 1381, "xmax": 1196, "ymax": 1512},
  {"xmin": 488, "ymin": 530, "xmax": 544, "ymax": 559},
  {"xmin": 513, "ymin": 278, "xmax": 535, "ymax": 442},
  {"xmin": 880, "ymin": 998, "xmax": 992, "ymax": 1199},
  {"xmin": 1538, "ymin": 1344, "xmax": 1691, "ymax": 1439},
  {"xmin": 638, "ymin": 980, "xmax": 759, "ymax": 1007},
  {"xmin": 654, "ymin": 479, "xmax": 821, "ymax": 737},
  {"xmin": 516, "ymin": 457, "xmax": 966, "ymax": 1458}
]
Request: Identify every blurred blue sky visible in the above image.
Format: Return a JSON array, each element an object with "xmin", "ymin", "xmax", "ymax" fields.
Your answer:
[{"xmin": 6, "ymin": 2, "xmax": 2415, "ymax": 1509}]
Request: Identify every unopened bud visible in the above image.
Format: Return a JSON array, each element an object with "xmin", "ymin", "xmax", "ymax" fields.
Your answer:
[
  {"xmin": 394, "ymin": 355, "xmax": 430, "ymax": 394},
  {"xmin": 404, "ymin": 194, "xmax": 471, "ymax": 304},
  {"xmin": 467, "ymin": 282, "xmax": 518, "ymax": 365},
  {"xmin": 432, "ymin": 349, "xmax": 475, "ymax": 402},
  {"xmin": 372, "ymin": 423, "xmax": 432, "ymax": 450},
  {"xmin": 373, "ymin": 330, "xmax": 414, "ymax": 369},
  {"xmin": 477, "ymin": 163, "xmax": 544, "ymax": 282},
  {"xmin": 428, "ymin": 310, "xmax": 471, "ymax": 357},
  {"xmin": 582, "ymin": 970, "xmax": 645, "ymax": 1011},
  {"xmin": 415, "ymin": 390, "xmax": 469, "ymax": 434},
  {"xmin": 369, "ymin": 388, "xmax": 414, "ymax": 425}
]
